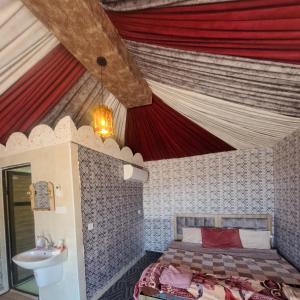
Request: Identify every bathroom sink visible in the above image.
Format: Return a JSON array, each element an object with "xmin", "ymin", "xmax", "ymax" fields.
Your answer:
[{"xmin": 12, "ymin": 248, "xmax": 67, "ymax": 270}]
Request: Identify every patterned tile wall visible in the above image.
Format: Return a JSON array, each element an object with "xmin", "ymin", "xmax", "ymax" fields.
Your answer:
[
  {"xmin": 78, "ymin": 146, "xmax": 144, "ymax": 300},
  {"xmin": 144, "ymin": 148, "xmax": 275, "ymax": 251},
  {"xmin": 273, "ymin": 128, "xmax": 300, "ymax": 270}
]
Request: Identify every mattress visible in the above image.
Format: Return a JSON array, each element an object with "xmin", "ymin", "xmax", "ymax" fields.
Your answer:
[
  {"xmin": 139, "ymin": 241, "xmax": 300, "ymax": 300},
  {"xmin": 159, "ymin": 241, "xmax": 300, "ymax": 285}
]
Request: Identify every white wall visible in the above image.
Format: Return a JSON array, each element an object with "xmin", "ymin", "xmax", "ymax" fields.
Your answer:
[
  {"xmin": 0, "ymin": 143, "xmax": 84, "ymax": 300},
  {"xmin": 0, "ymin": 116, "xmax": 145, "ymax": 299}
]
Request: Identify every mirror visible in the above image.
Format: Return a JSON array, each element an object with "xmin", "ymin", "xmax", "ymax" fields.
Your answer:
[{"xmin": 29, "ymin": 181, "xmax": 55, "ymax": 211}]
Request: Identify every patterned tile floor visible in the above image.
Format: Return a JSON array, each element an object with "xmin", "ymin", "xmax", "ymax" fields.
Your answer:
[{"xmin": 99, "ymin": 251, "xmax": 162, "ymax": 300}]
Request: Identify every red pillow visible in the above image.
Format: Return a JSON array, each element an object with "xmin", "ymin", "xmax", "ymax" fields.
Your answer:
[{"xmin": 201, "ymin": 228, "xmax": 242, "ymax": 248}]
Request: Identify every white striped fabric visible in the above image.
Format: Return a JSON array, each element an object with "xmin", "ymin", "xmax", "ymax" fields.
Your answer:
[
  {"xmin": 0, "ymin": 0, "xmax": 58, "ymax": 94},
  {"xmin": 104, "ymin": 93, "xmax": 127, "ymax": 146},
  {"xmin": 148, "ymin": 79, "xmax": 300, "ymax": 149},
  {"xmin": 127, "ymin": 41, "xmax": 300, "ymax": 118}
]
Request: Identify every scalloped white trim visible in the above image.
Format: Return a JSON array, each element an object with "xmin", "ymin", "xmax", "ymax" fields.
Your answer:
[{"xmin": 0, "ymin": 116, "xmax": 144, "ymax": 166}]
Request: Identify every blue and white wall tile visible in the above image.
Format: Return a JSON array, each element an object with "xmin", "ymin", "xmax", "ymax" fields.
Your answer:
[
  {"xmin": 274, "ymin": 128, "xmax": 300, "ymax": 270},
  {"xmin": 144, "ymin": 148, "xmax": 275, "ymax": 251},
  {"xmin": 78, "ymin": 146, "xmax": 144, "ymax": 300}
]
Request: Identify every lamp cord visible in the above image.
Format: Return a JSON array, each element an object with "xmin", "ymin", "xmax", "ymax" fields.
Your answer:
[{"xmin": 100, "ymin": 64, "xmax": 103, "ymax": 107}]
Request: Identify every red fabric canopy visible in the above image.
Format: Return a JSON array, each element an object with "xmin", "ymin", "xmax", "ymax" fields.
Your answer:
[
  {"xmin": 0, "ymin": 44, "xmax": 85, "ymax": 144},
  {"xmin": 125, "ymin": 94, "xmax": 234, "ymax": 161},
  {"xmin": 107, "ymin": 0, "xmax": 300, "ymax": 64}
]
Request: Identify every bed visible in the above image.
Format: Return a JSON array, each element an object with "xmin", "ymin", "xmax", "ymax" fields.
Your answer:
[{"xmin": 136, "ymin": 214, "xmax": 300, "ymax": 300}]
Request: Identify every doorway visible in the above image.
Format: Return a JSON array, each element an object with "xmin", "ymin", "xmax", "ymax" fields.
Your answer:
[{"xmin": 2, "ymin": 165, "xmax": 38, "ymax": 296}]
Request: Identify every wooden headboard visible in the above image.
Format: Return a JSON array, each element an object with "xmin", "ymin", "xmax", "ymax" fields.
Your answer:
[{"xmin": 174, "ymin": 214, "xmax": 272, "ymax": 240}]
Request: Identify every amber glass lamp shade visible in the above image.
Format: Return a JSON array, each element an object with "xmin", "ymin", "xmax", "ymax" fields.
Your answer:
[{"xmin": 93, "ymin": 105, "xmax": 114, "ymax": 138}]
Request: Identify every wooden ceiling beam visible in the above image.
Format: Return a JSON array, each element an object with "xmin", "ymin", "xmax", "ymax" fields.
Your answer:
[{"xmin": 21, "ymin": 0, "xmax": 152, "ymax": 108}]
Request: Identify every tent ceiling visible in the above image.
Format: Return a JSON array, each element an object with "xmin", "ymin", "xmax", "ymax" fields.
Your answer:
[
  {"xmin": 1, "ymin": 0, "xmax": 299, "ymax": 161},
  {"xmin": 21, "ymin": 0, "xmax": 152, "ymax": 108}
]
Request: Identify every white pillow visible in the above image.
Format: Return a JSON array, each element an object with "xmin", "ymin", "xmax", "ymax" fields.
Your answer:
[
  {"xmin": 182, "ymin": 227, "xmax": 202, "ymax": 244},
  {"xmin": 239, "ymin": 229, "xmax": 271, "ymax": 249}
]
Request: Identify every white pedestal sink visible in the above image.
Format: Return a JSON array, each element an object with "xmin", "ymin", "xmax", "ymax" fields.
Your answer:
[{"xmin": 13, "ymin": 248, "xmax": 67, "ymax": 287}]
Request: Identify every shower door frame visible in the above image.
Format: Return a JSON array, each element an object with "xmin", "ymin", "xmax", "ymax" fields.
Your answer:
[
  {"xmin": 0, "ymin": 170, "xmax": 9, "ymax": 295},
  {"xmin": 0, "ymin": 164, "xmax": 34, "ymax": 293}
]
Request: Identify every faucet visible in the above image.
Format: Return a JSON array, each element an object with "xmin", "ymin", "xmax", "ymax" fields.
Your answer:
[{"xmin": 36, "ymin": 235, "xmax": 55, "ymax": 249}]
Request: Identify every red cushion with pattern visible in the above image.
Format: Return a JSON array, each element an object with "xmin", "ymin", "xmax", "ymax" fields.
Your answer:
[{"xmin": 201, "ymin": 228, "xmax": 242, "ymax": 248}]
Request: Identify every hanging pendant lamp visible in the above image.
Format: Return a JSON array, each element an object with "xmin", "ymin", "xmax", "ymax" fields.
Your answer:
[{"xmin": 93, "ymin": 57, "xmax": 114, "ymax": 138}]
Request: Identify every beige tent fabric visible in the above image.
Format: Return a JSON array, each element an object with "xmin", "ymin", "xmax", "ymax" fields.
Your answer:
[
  {"xmin": 40, "ymin": 72, "xmax": 127, "ymax": 145},
  {"xmin": 102, "ymin": 0, "xmax": 234, "ymax": 11},
  {"xmin": 1, "ymin": 0, "xmax": 299, "ymax": 149},
  {"xmin": 148, "ymin": 79, "xmax": 300, "ymax": 149},
  {"xmin": 0, "ymin": 0, "xmax": 127, "ymax": 144},
  {"xmin": 127, "ymin": 41, "xmax": 300, "ymax": 118},
  {"xmin": 0, "ymin": 0, "xmax": 58, "ymax": 95}
]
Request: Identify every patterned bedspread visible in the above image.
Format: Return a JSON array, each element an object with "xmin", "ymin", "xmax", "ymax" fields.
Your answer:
[
  {"xmin": 159, "ymin": 242, "xmax": 300, "ymax": 286},
  {"xmin": 137, "ymin": 242, "xmax": 300, "ymax": 300}
]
